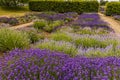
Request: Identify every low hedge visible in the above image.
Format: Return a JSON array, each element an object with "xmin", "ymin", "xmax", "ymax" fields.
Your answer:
[
  {"xmin": 29, "ymin": 1, "xmax": 99, "ymax": 14},
  {"xmin": 106, "ymin": 2, "xmax": 120, "ymax": 16}
]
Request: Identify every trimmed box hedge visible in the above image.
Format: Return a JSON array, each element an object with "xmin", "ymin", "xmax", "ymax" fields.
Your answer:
[
  {"xmin": 29, "ymin": 1, "xmax": 99, "ymax": 14},
  {"xmin": 106, "ymin": 2, "xmax": 120, "ymax": 16}
]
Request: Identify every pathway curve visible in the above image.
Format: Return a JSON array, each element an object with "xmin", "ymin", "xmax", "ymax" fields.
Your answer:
[
  {"xmin": 10, "ymin": 22, "xmax": 33, "ymax": 29},
  {"xmin": 99, "ymin": 13, "xmax": 120, "ymax": 34}
]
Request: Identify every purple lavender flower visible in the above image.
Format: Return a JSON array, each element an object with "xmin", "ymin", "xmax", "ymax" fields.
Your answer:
[
  {"xmin": 113, "ymin": 15, "xmax": 120, "ymax": 21},
  {"xmin": 35, "ymin": 12, "xmax": 78, "ymax": 21},
  {"xmin": 0, "ymin": 49, "xmax": 120, "ymax": 80},
  {"xmin": 0, "ymin": 17, "xmax": 19, "ymax": 26},
  {"xmin": 72, "ymin": 13, "xmax": 113, "ymax": 31}
]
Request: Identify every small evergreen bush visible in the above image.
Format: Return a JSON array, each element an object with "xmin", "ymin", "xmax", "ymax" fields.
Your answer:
[{"xmin": 106, "ymin": 2, "xmax": 120, "ymax": 16}]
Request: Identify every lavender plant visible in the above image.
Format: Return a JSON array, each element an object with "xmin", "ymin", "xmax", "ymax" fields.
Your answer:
[
  {"xmin": 70, "ymin": 26, "xmax": 111, "ymax": 35},
  {"xmin": 72, "ymin": 13, "xmax": 113, "ymax": 31},
  {"xmin": 34, "ymin": 12, "xmax": 78, "ymax": 22},
  {"xmin": 0, "ymin": 28, "xmax": 30, "ymax": 52},
  {"xmin": 35, "ymin": 39, "xmax": 77, "ymax": 56},
  {"xmin": 0, "ymin": 17, "xmax": 19, "ymax": 26},
  {"xmin": 67, "ymin": 33, "xmax": 120, "ymax": 48},
  {"xmin": 50, "ymin": 33, "xmax": 72, "ymax": 42},
  {"xmin": 1, "ymin": 49, "xmax": 120, "ymax": 80},
  {"xmin": 113, "ymin": 15, "xmax": 120, "ymax": 21},
  {"xmin": 33, "ymin": 20, "xmax": 64, "ymax": 32}
]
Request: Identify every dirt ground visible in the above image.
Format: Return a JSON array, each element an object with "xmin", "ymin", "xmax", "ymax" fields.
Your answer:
[{"xmin": 99, "ymin": 13, "xmax": 120, "ymax": 34}]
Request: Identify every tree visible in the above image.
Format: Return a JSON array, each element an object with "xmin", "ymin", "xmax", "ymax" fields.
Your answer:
[{"xmin": 0, "ymin": 0, "xmax": 29, "ymax": 7}]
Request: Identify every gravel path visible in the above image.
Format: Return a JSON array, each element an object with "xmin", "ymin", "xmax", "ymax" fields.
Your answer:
[
  {"xmin": 99, "ymin": 13, "xmax": 120, "ymax": 34},
  {"xmin": 10, "ymin": 22, "xmax": 33, "ymax": 29}
]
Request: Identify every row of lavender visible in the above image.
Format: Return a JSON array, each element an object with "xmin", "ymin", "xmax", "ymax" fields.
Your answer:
[
  {"xmin": 72, "ymin": 13, "xmax": 111, "ymax": 30},
  {"xmin": 0, "ymin": 12, "xmax": 117, "ymax": 80},
  {"xmin": 0, "ymin": 49, "xmax": 120, "ymax": 80},
  {"xmin": 0, "ymin": 12, "xmax": 114, "ymax": 32},
  {"xmin": 0, "ymin": 12, "xmax": 78, "ymax": 27}
]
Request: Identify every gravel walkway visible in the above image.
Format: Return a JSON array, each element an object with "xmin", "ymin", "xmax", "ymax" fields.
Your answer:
[
  {"xmin": 99, "ymin": 13, "xmax": 120, "ymax": 34},
  {"xmin": 10, "ymin": 22, "xmax": 33, "ymax": 29}
]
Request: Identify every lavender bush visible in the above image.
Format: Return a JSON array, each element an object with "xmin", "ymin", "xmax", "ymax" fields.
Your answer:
[
  {"xmin": 72, "ymin": 13, "xmax": 113, "ymax": 31},
  {"xmin": 113, "ymin": 15, "xmax": 120, "ymax": 21},
  {"xmin": 35, "ymin": 12, "xmax": 78, "ymax": 22},
  {"xmin": 35, "ymin": 39, "xmax": 77, "ymax": 56},
  {"xmin": 50, "ymin": 32, "xmax": 72, "ymax": 42},
  {"xmin": 0, "ymin": 28, "xmax": 30, "ymax": 52},
  {"xmin": 59, "ymin": 26, "xmax": 111, "ymax": 35},
  {"xmin": 78, "ymin": 45, "xmax": 120, "ymax": 57},
  {"xmin": 0, "ymin": 17, "xmax": 19, "ymax": 26},
  {"xmin": 0, "ymin": 49, "xmax": 120, "ymax": 80}
]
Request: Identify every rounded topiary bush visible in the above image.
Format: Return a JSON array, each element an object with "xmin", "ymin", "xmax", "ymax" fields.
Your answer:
[
  {"xmin": 0, "ymin": 28, "xmax": 30, "ymax": 52},
  {"xmin": 106, "ymin": 2, "xmax": 120, "ymax": 16}
]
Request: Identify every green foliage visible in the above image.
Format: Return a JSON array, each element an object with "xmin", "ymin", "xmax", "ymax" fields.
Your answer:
[
  {"xmin": 33, "ymin": 20, "xmax": 64, "ymax": 33},
  {"xmin": 100, "ymin": 0, "xmax": 108, "ymax": 6},
  {"xmin": 33, "ymin": 20, "xmax": 47, "ymax": 30},
  {"xmin": 50, "ymin": 33, "xmax": 72, "ymax": 42},
  {"xmin": 75, "ymin": 38, "xmax": 108, "ymax": 48},
  {"xmin": 106, "ymin": 2, "xmax": 120, "ymax": 16},
  {"xmin": 29, "ymin": 0, "xmax": 99, "ymax": 13},
  {"xmin": 74, "ymin": 37, "xmax": 119, "ymax": 48},
  {"xmin": 82, "ymin": 45, "xmax": 120, "ymax": 57},
  {"xmin": 35, "ymin": 40, "xmax": 77, "ymax": 56},
  {"xmin": 44, "ymin": 20, "xmax": 63, "ymax": 32},
  {"xmin": 0, "ymin": 28, "xmax": 30, "ymax": 52},
  {"xmin": 71, "ymin": 26, "xmax": 109, "ymax": 35},
  {"xmin": 27, "ymin": 31, "xmax": 40, "ymax": 43},
  {"xmin": 0, "ymin": 0, "xmax": 29, "ymax": 7},
  {"xmin": 83, "ymin": 47, "xmax": 114, "ymax": 57}
]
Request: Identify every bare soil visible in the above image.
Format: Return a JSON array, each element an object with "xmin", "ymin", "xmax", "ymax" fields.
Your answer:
[{"xmin": 99, "ymin": 13, "xmax": 120, "ymax": 34}]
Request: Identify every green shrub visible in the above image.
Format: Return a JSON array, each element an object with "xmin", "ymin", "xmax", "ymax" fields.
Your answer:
[
  {"xmin": 82, "ymin": 47, "xmax": 115, "ymax": 57},
  {"xmin": 35, "ymin": 40, "xmax": 77, "ymax": 56},
  {"xmin": 0, "ymin": 28, "xmax": 30, "ymax": 52},
  {"xmin": 50, "ymin": 33, "xmax": 72, "ymax": 42},
  {"xmin": 44, "ymin": 20, "xmax": 63, "ymax": 32},
  {"xmin": 33, "ymin": 20, "xmax": 47, "ymax": 29},
  {"xmin": 100, "ymin": 0, "xmax": 108, "ymax": 6},
  {"xmin": 74, "ymin": 37, "xmax": 119, "ymax": 48},
  {"xmin": 0, "ymin": 0, "xmax": 29, "ymax": 7},
  {"xmin": 71, "ymin": 27, "xmax": 109, "ymax": 35},
  {"xmin": 27, "ymin": 31, "xmax": 40, "ymax": 43},
  {"xmin": 106, "ymin": 2, "xmax": 120, "ymax": 16},
  {"xmin": 33, "ymin": 20, "xmax": 64, "ymax": 32},
  {"xmin": 75, "ymin": 38, "xmax": 108, "ymax": 48},
  {"xmin": 29, "ymin": 1, "xmax": 99, "ymax": 13},
  {"xmin": 81, "ymin": 45, "xmax": 120, "ymax": 57}
]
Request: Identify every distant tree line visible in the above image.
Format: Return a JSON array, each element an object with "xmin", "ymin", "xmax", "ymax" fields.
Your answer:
[{"xmin": 0, "ymin": 0, "xmax": 29, "ymax": 7}]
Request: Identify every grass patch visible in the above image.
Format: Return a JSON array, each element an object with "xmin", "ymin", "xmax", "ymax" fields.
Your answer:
[{"xmin": 0, "ymin": 6, "xmax": 29, "ymax": 16}]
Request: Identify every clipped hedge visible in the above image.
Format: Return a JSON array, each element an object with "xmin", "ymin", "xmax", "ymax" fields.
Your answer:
[
  {"xmin": 29, "ymin": 1, "xmax": 99, "ymax": 14},
  {"xmin": 106, "ymin": 2, "xmax": 120, "ymax": 16}
]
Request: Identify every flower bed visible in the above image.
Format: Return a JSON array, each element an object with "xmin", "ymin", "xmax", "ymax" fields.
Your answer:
[
  {"xmin": 72, "ymin": 13, "xmax": 112, "ymax": 31},
  {"xmin": 34, "ymin": 12, "xmax": 78, "ymax": 22},
  {"xmin": 0, "ymin": 11, "xmax": 119, "ymax": 79},
  {"xmin": 0, "ymin": 49, "xmax": 120, "ymax": 80}
]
